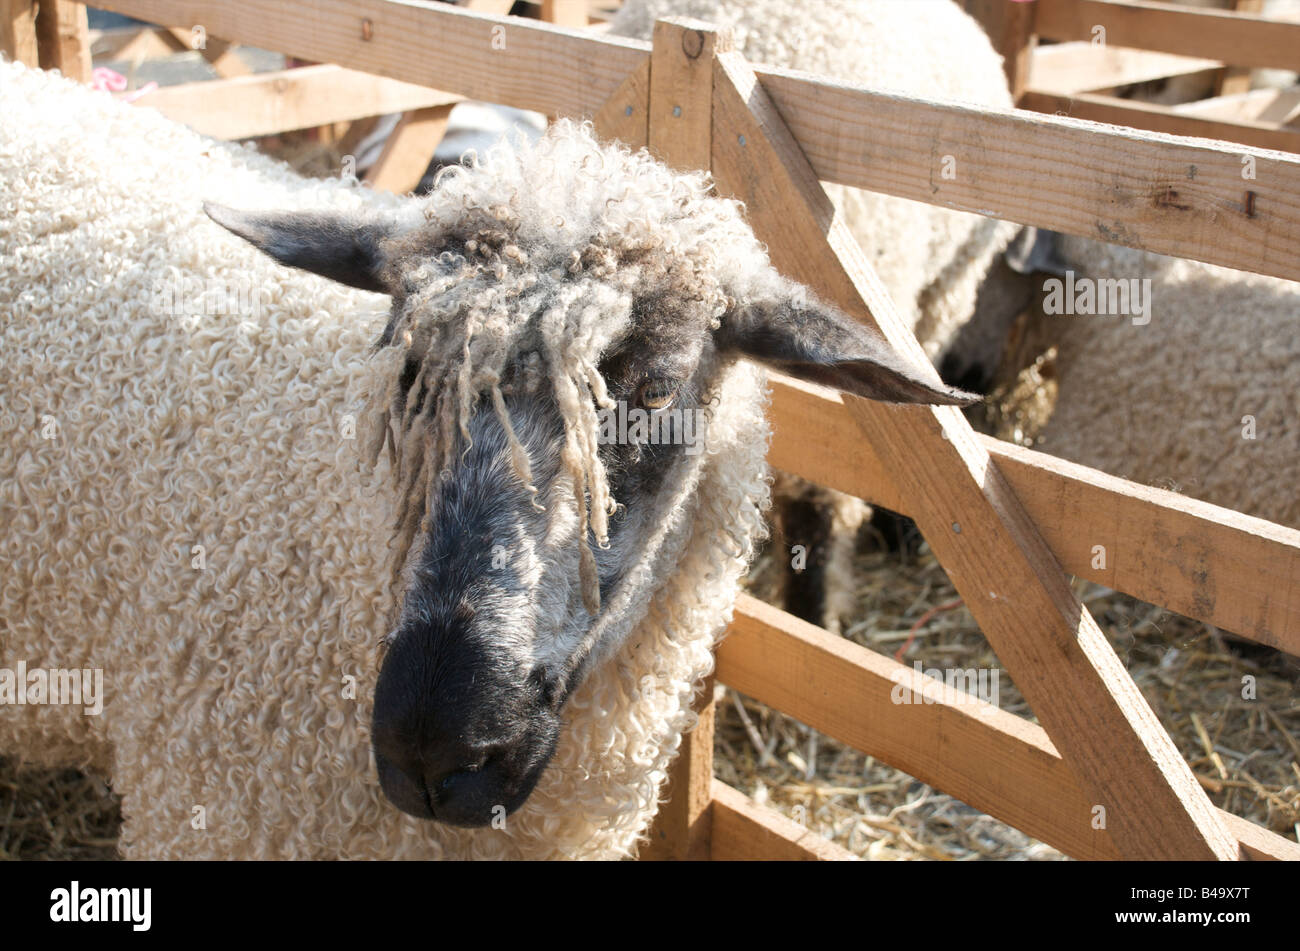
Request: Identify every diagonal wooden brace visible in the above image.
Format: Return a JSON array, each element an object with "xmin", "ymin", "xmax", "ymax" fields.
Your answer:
[{"xmin": 705, "ymin": 36, "xmax": 1238, "ymax": 861}]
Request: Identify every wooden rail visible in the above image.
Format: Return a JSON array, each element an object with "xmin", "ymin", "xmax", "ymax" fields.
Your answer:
[
  {"xmin": 1036, "ymin": 0, "xmax": 1300, "ymax": 71},
  {"xmin": 999, "ymin": 1, "xmax": 1300, "ymax": 157},
  {"xmin": 126, "ymin": 64, "xmax": 464, "ymax": 140},
  {"xmin": 90, "ymin": 0, "xmax": 1300, "ymax": 282},
  {"xmin": 10, "ymin": 0, "xmax": 1297, "ymax": 861},
  {"xmin": 721, "ymin": 595, "xmax": 1300, "ymax": 862},
  {"xmin": 767, "ymin": 376, "xmax": 1300, "ymax": 658}
]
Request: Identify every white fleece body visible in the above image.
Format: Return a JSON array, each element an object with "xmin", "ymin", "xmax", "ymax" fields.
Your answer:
[{"xmin": 0, "ymin": 61, "xmax": 770, "ymax": 859}]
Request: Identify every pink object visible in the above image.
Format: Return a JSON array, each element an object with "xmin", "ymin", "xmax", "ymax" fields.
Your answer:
[
  {"xmin": 91, "ymin": 66, "xmax": 158, "ymax": 104},
  {"xmin": 91, "ymin": 66, "xmax": 128, "ymax": 92}
]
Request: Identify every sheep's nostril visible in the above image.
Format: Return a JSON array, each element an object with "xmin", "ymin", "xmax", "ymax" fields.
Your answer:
[{"xmin": 437, "ymin": 756, "xmax": 491, "ymax": 795}]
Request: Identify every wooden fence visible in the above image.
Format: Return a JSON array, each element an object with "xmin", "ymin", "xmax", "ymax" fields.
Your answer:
[
  {"xmin": 4, "ymin": 0, "xmax": 1298, "ymax": 861},
  {"xmin": 968, "ymin": 0, "xmax": 1300, "ymax": 152}
]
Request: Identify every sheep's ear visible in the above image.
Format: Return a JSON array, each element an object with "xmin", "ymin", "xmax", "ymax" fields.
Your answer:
[
  {"xmin": 717, "ymin": 293, "xmax": 977, "ymax": 406},
  {"xmin": 204, "ymin": 203, "xmax": 395, "ymax": 294}
]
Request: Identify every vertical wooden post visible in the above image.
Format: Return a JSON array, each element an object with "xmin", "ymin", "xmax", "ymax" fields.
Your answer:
[
  {"xmin": 636, "ymin": 17, "xmax": 732, "ymax": 861},
  {"xmin": 640, "ymin": 676, "xmax": 717, "ymax": 860},
  {"xmin": 1, "ymin": 0, "xmax": 39, "ymax": 67},
  {"xmin": 963, "ymin": 0, "xmax": 1039, "ymax": 103},
  {"xmin": 35, "ymin": 0, "xmax": 90, "ymax": 82},
  {"xmin": 540, "ymin": 0, "xmax": 588, "ymax": 29},
  {"xmin": 1216, "ymin": 0, "xmax": 1264, "ymax": 96}
]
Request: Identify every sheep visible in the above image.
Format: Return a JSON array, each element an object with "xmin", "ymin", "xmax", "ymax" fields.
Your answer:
[
  {"xmin": 1003, "ymin": 234, "xmax": 1300, "ymax": 530},
  {"xmin": 609, "ymin": 0, "xmax": 1020, "ymax": 633},
  {"xmin": 0, "ymin": 60, "xmax": 967, "ymax": 858}
]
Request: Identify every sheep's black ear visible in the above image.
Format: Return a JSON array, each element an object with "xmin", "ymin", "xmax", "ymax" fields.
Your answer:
[
  {"xmin": 204, "ymin": 203, "xmax": 395, "ymax": 294},
  {"xmin": 717, "ymin": 291, "xmax": 978, "ymax": 406}
]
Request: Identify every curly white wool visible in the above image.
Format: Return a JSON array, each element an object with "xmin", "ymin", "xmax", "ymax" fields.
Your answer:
[
  {"xmin": 1034, "ymin": 236, "xmax": 1300, "ymax": 529},
  {"xmin": 0, "ymin": 60, "xmax": 770, "ymax": 859},
  {"xmin": 610, "ymin": 0, "xmax": 1019, "ymax": 360}
]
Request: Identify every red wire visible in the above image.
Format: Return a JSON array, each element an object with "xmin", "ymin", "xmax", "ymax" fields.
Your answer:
[{"xmin": 893, "ymin": 598, "xmax": 965, "ymax": 662}]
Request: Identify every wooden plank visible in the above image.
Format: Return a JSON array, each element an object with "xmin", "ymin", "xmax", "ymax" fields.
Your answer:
[
  {"xmin": 647, "ymin": 17, "xmax": 727, "ymax": 167},
  {"xmin": 540, "ymin": 0, "xmax": 587, "ymax": 28},
  {"xmin": 1021, "ymin": 89, "xmax": 1300, "ymax": 154},
  {"xmin": 719, "ymin": 595, "xmax": 1300, "ymax": 861},
  {"xmin": 591, "ymin": 58, "xmax": 650, "ymax": 149},
  {"xmin": 1174, "ymin": 87, "xmax": 1300, "ymax": 124},
  {"xmin": 364, "ymin": 103, "xmax": 454, "ymax": 194},
  {"xmin": 711, "ymin": 45, "xmax": 1238, "ymax": 860},
  {"xmin": 88, "ymin": 24, "xmax": 187, "ymax": 62},
  {"xmin": 640, "ymin": 677, "xmax": 717, "ymax": 860},
  {"xmin": 1029, "ymin": 41, "xmax": 1222, "ymax": 95},
  {"xmin": 1217, "ymin": 0, "xmax": 1264, "ymax": 96},
  {"xmin": 463, "ymin": 0, "xmax": 514, "ymax": 14},
  {"xmin": 766, "ymin": 375, "xmax": 1300, "ymax": 657},
  {"xmin": 1035, "ymin": 0, "xmax": 1300, "ymax": 71},
  {"xmin": 961, "ymin": 0, "xmax": 1039, "ymax": 101},
  {"xmin": 35, "ymin": 0, "xmax": 90, "ymax": 81},
  {"xmin": 89, "ymin": 1, "xmax": 1300, "ymax": 282},
  {"xmin": 754, "ymin": 66, "xmax": 1300, "ymax": 284},
  {"xmin": 1, "ymin": 0, "xmax": 39, "ymax": 67},
  {"xmin": 710, "ymin": 779, "xmax": 858, "ymax": 861},
  {"xmin": 164, "ymin": 26, "xmax": 249, "ymax": 77},
  {"xmin": 91, "ymin": 0, "xmax": 650, "ymax": 122},
  {"xmin": 125, "ymin": 63, "xmax": 463, "ymax": 140},
  {"xmin": 636, "ymin": 18, "xmax": 726, "ymax": 863},
  {"xmin": 712, "ymin": 779, "xmax": 856, "ymax": 862}
]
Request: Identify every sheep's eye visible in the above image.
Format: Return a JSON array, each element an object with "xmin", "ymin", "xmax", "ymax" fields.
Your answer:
[{"xmin": 636, "ymin": 379, "xmax": 677, "ymax": 411}]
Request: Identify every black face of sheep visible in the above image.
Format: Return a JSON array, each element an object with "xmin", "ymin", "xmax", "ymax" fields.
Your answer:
[{"xmin": 205, "ymin": 200, "xmax": 973, "ymax": 827}]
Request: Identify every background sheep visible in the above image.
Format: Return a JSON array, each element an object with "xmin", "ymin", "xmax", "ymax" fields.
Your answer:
[
  {"xmin": 994, "ymin": 235, "xmax": 1300, "ymax": 530},
  {"xmin": 0, "ymin": 60, "xmax": 963, "ymax": 857}
]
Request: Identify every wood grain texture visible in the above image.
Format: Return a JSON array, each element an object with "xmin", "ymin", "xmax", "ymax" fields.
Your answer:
[
  {"xmin": 127, "ymin": 64, "xmax": 462, "ymax": 140},
  {"xmin": 1216, "ymin": 0, "xmax": 1265, "ymax": 96},
  {"xmin": 636, "ymin": 19, "xmax": 726, "ymax": 863},
  {"xmin": 91, "ymin": 0, "xmax": 649, "ymax": 121},
  {"xmin": 364, "ymin": 103, "xmax": 454, "ymax": 194},
  {"xmin": 1036, "ymin": 0, "xmax": 1300, "ymax": 71},
  {"xmin": 710, "ymin": 780, "xmax": 858, "ymax": 861},
  {"xmin": 591, "ymin": 58, "xmax": 650, "ymax": 149},
  {"xmin": 767, "ymin": 372, "xmax": 1300, "ymax": 661},
  {"xmin": 710, "ymin": 47, "xmax": 1238, "ymax": 860},
  {"xmin": 961, "ymin": 0, "xmax": 1039, "ymax": 101},
  {"xmin": 1, "ymin": 0, "xmax": 39, "ymax": 66},
  {"xmin": 1029, "ymin": 41, "xmax": 1222, "ymax": 95},
  {"xmin": 35, "ymin": 0, "xmax": 90, "ymax": 81},
  {"xmin": 90, "ymin": 2, "xmax": 1300, "ymax": 282},
  {"xmin": 719, "ymin": 595, "xmax": 1300, "ymax": 861},
  {"xmin": 1021, "ymin": 89, "xmax": 1300, "ymax": 154},
  {"xmin": 754, "ymin": 66, "xmax": 1300, "ymax": 284}
]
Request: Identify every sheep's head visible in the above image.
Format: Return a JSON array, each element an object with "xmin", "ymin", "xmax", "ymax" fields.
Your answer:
[{"xmin": 206, "ymin": 123, "xmax": 971, "ymax": 827}]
